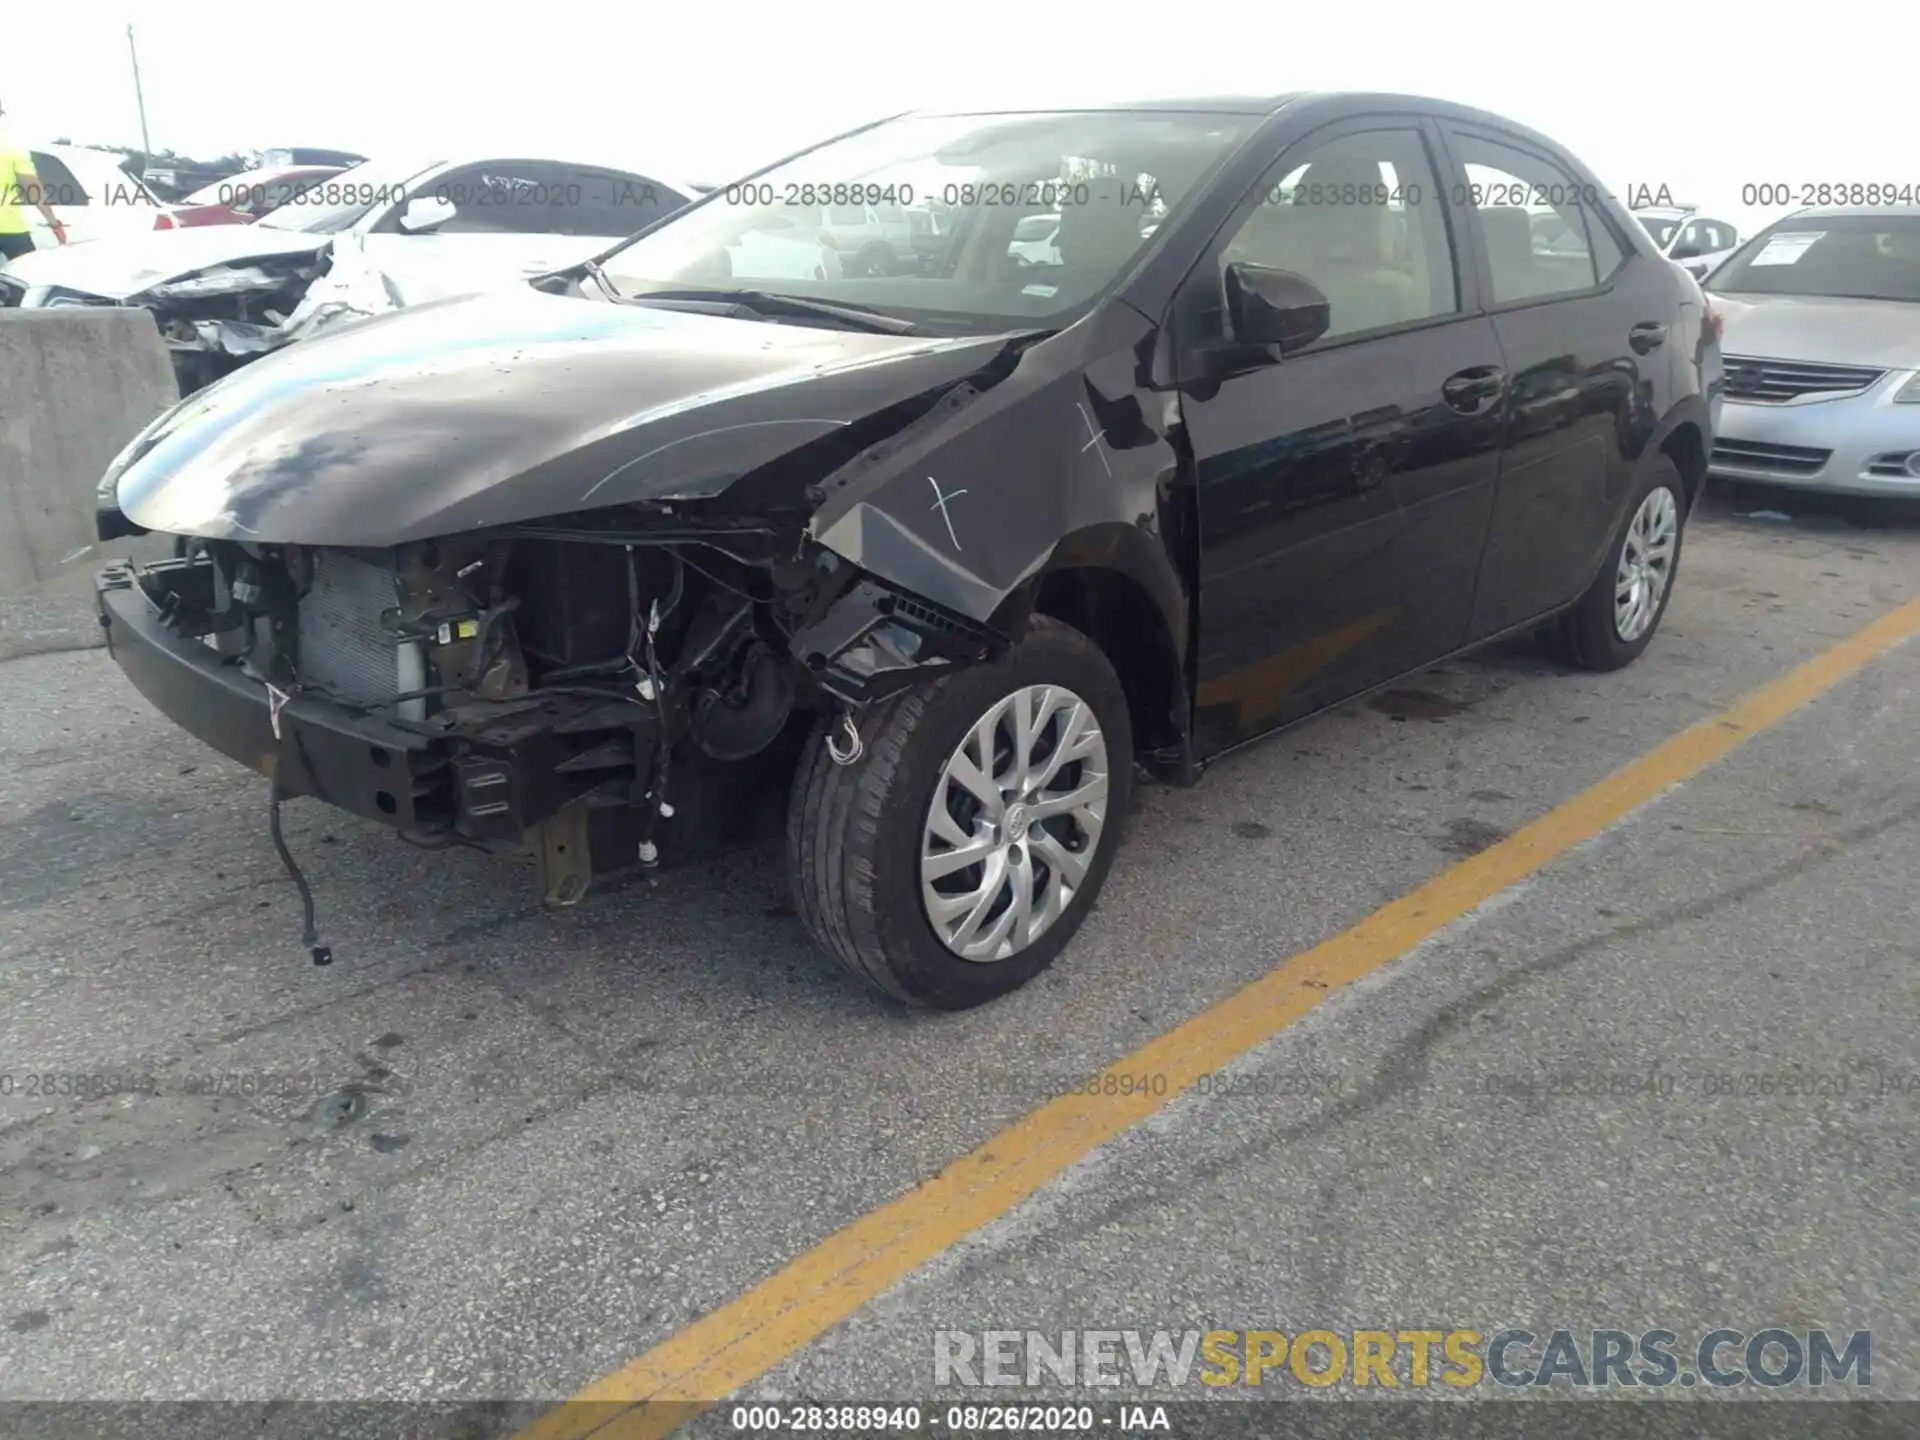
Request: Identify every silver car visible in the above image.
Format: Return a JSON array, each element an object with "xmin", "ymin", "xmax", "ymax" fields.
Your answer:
[{"xmin": 1705, "ymin": 206, "xmax": 1920, "ymax": 497}]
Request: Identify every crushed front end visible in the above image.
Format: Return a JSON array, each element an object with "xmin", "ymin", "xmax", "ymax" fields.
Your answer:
[{"xmin": 94, "ymin": 505, "xmax": 1000, "ymax": 958}]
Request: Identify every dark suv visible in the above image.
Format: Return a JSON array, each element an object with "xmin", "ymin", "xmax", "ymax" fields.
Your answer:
[{"xmin": 91, "ymin": 94, "xmax": 1719, "ymax": 1008}]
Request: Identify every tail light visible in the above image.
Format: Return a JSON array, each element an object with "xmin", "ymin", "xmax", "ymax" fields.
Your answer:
[{"xmin": 155, "ymin": 211, "xmax": 175, "ymax": 230}]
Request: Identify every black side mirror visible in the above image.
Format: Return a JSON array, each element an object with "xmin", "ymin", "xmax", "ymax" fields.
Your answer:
[
  {"xmin": 1670, "ymin": 244, "xmax": 1701, "ymax": 261},
  {"xmin": 1224, "ymin": 262, "xmax": 1331, "ymax": 354}
]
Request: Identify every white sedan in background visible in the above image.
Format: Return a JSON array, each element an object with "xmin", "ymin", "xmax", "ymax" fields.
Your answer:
[
  {"xmin": 1634, "ymin": 206, "xmax": 1741, "ymax": 280},
  {"xmin": 11, "ymin": 143, "xmax": 176, "ymax": 247}
]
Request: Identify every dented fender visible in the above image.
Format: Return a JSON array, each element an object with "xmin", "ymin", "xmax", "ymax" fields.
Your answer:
[{"xmin": 805, "ymin": 301, "xmax": 1191, "ymax": 644}]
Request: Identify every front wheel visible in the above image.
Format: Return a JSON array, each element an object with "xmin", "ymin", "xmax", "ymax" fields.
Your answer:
[
  {"xmin": 1556, "ymin": 458, "xmax": 1687, "ymax": 672},
  {"xmin": 787, "ymin": 617, "xmax": 1133, "ymax": 1009}
]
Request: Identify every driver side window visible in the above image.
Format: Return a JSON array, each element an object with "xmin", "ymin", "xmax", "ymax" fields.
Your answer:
[{"xmin": 1218, "ymin": 128, "xmax": 1458, "ymax": 345}]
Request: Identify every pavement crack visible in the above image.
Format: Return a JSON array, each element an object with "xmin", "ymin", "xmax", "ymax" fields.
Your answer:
[{"xmin": 962, "ymin": 791, "xmax": 1920, "ymax": 1270}]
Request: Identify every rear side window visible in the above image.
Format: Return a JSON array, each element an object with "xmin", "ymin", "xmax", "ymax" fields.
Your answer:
[
  {"xmin": 274, "ymin": 178, "xmax": 331, "ymax": 215},
  {"xmin": 553, "ymin": 170, "xmax": 682, "ymax": 237},
  {"xmin": 1690, "ymin": 219, "xmax": 1736, "ymax": 252},
  {"xmin": 1447, "ymin": 131, "xmax": 1626, "ymax": 303},
  {"xmin": 235, "ymin": 180, "xmax": 299, "ymax": 217},
  {"xmin": 28, "ymin": 152, "xmax": 87, "ymax": 206},
  {"xmin": 432, "ymin": 162, "xmax": 576, "ymax": 235}
]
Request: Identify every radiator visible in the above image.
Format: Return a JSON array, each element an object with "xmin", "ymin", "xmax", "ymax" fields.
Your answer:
[{"xmin": 295, "ymin": 550, "xmax": 418, "ymax": 712}]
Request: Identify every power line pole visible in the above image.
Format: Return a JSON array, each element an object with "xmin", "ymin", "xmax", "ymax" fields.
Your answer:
[{"xmin": 126, "ymin": 24, "xmax": 153, "ymax": 158}]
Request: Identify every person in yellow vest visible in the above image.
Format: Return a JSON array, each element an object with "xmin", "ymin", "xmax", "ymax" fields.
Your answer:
[{"xmin": 0, "ymin": 96, "xmax": 68, "ymax": 260}]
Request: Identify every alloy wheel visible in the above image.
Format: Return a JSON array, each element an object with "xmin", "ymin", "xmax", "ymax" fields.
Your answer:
[
  {"xmin": 1614, "ymin": 486, "xmax": 1679, "ymax": 643},
  {"xmin": 920, "ymin": 684, "xmax": 1110, "ymax": 962}
]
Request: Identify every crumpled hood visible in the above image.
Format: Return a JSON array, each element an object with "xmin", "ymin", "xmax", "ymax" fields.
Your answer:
[
  {"xmin": 3, "ymin": 223, "xmax": 329, "ymax": 299},
  {"xmin": 112, "ymin": 285, "xmax": 1022, "ymax": 545},
  {"xmin": 1710, "ymin": 292, "xmax": 1920, "ymax": 371}
]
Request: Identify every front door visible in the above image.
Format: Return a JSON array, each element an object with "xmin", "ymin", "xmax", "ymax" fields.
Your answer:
[{"xmin": 1174, "ymin": 121, "xmax": 1505, "ymax": 751}]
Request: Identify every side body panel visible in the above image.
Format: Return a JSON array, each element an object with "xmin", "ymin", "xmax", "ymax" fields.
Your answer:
[{"xmin": 1430, "ymin": 120, "xmax": 1684, "ymax": 639}]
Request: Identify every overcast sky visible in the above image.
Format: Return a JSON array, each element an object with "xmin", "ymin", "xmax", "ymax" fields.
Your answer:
[{"xmin": 3, "ymin": 1, "xmax": 1895, "ymax": 236}]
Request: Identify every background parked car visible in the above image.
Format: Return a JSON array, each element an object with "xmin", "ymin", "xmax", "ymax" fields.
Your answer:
[
  {"xmin": 1634, "ymin": 204, "xmax": 1740, "ymax": 280},
  {"xmin": 772, "ymin": 199, "xmax": 922, "ymax": 276},
  {"xmin": 167, "ymin": 165, "xmax": 345, "ymax": 227},
  {"xmin": 1705, "ymin": 206, "xmax": 1920, "ymax": 500},
  {"xmin": 0, "ymin": 152, "xmax": 697, "ymax": 391},
  {"xmin": 11, "ymin": 143, "xmax": 176, "ymax": 247},
  {"xmin": 259, "ymin": 146, "xmax": 366, "ymax": 169},
  {"xmin": 1008, "ymin": 211, "xmax": 1062, "ymax": 264}
]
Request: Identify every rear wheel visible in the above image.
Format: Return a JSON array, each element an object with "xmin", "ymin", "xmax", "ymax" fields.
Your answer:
[
  {"xmin": 1557, "ymin": 458, "xmax": 1686, "ymax": 672},
  {"xmin": 787, "ymin": 617, "xmax": 1132, "ymax": 1009}
]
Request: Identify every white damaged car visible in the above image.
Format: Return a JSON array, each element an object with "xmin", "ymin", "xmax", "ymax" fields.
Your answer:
[{"xmin": 0, "ymin": 154, "xmax": 694, "ymax": 392}]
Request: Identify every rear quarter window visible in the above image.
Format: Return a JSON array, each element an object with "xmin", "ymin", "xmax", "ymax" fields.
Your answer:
[
  {"xmin": 1446, "ymin": 130, "xmax": 1628, "ymax": 302},
  {"xmin": 27, "ymin": 153, "xmax": 88, "ymax": 206}
]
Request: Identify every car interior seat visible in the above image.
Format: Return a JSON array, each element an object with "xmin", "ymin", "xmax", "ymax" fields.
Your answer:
[
  {"xmin": 1053, "ymin": 178, "xmax": 1151, "ymax": 281},
  {"xmin": 1282, "ymin": 154, "xmax": 1420, "ymax": 336},
  {"xmin": 1481, "ymin": 205, "xmax": 1542, "ymax": 301}
]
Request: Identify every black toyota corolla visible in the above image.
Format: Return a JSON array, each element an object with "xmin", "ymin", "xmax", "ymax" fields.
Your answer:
[{"xmin": 92, "ymin": 93, "xmax": 1719, "ymax": 1008}]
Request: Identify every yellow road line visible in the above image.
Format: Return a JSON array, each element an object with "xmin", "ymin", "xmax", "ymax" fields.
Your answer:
[{"xmin": 517, "ymin": 596, "xmax": 1920, "ymax": 1440}]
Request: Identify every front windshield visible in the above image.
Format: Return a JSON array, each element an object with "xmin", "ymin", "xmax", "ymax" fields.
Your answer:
[
  {"xmin": 1706, "ymin": 214, "xmax": 1920, "ymax": 302},
  {"xmin": 596, "ymin": 110, "xmax": 1257, "ymax": 332},
  {"xmin": 256, "ymin": 158, "xmax": 438, "ymax": 234}
]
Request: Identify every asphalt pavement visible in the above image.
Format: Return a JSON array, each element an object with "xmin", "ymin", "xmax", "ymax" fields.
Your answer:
[{"xmin": 0, "ymin": 489, "xmax": 1915, "ymax": 1434}]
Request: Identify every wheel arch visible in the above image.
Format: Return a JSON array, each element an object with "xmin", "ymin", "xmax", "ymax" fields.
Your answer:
[
  {"xmin": 1649, "ymin": 393, "xmax": 1712, "ymax": 513},
  {"xmin": 989, "ymin": 523, "xmax": 1193, "ymax": 758}
]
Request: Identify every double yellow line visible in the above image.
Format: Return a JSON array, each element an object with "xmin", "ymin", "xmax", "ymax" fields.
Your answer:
[{"xmin": 519, "ymin": 596, "xmax": 1920, "ymax": 1440}]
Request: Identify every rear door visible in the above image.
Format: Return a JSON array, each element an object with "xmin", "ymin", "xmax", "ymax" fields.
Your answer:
[
  {"xmin": 1174, "ymin": 119, "xmax": 1506, "ymax": 749},
  {"xmin": 1434, "ymin": 124, "xmax": 1664, "ymax": 639}
]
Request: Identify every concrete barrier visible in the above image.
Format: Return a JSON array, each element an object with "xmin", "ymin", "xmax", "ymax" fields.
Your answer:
[{"xmin": 0, "ymin": 308, "xmax": 180, "ymax": 662}]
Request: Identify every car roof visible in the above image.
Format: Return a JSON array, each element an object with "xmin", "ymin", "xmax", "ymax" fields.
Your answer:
[
  {"xmin": 920, "ymin": 95, "xmax": 1298, "ymax": 116},
  {"xmin": 906, "ymin": 92, "xmax": 1608, "ymax": 157},
  {"xmin": 29, "ymin": 142, "xmax": 137, "ymax": 170}
]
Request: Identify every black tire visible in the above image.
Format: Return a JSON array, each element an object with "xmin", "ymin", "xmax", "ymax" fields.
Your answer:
[
  {"xmin": 854, "ymin": 242, "xmax": 897, "ymax": 278},
  {"xmin": 1557, "ymin": 456, "xmax": 1688, "ymax": 672},
  {"xmin": 787, "ymin": 616, "xmax": 1133, "ymax": 1009}
]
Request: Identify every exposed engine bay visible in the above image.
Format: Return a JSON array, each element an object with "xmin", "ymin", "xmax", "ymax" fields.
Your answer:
[
  {"xmin": 85, "ymin": 263, "xmax": 1195, "ymax": 984},
  {"xmin": 100, "ymin": 506, "xmax": 1001, "ymax": 956}
]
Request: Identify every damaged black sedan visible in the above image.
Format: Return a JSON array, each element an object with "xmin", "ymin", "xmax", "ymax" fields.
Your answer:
[{"xmin": 91, "ymin": 95, "xmax": 1718, "ymax": 1008}]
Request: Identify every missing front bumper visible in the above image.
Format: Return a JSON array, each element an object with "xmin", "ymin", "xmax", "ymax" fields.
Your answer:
[{"xmin": 97, "ymin": 561, "xmax": 447, "ymax": 830}]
